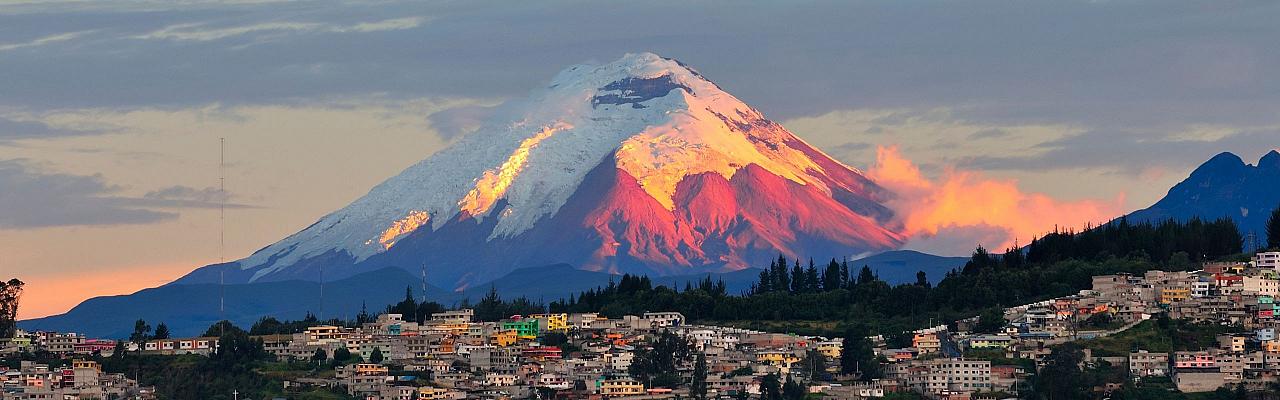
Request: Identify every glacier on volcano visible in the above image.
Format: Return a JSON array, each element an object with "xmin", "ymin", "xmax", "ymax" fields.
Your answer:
[{"xmin": 177, "ymin": 52, "xmax": 906, "ymax": 290}]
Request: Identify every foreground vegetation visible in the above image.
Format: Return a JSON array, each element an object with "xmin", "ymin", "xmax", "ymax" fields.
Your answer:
[
  {"xmin": 547, "ymin": 218, "xmax": 1242, "ymax": 340},
  {"xmin": 1079, "ymin": 317, "xmax": 1241, "ymax": 357}
]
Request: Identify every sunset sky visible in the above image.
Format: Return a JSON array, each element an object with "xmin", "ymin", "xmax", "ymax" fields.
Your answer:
[{"xmin": 2, "ymin": 1, "xmax": 1278, "ymax": 319}]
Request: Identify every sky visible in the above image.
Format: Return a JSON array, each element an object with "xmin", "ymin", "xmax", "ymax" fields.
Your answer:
[{"xmin": 1, "ymin": 0, "xmax": 1278, "ymax": 319}]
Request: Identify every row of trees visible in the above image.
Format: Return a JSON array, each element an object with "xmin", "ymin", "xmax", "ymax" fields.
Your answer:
[
  {"xmin": 1025, "ymin": 217, "xmax": 1242, "ymax": 265},
  {"xmin": 752, "ymin": 256, "xmax": 856, "ymax": 294},
  {"xmin": 128, "ymin": 319, "xmax": 170, "ymax": 344},
  {"xmin": 536, "ymin": 218, "xmax": 1244, "ymax": 341}
]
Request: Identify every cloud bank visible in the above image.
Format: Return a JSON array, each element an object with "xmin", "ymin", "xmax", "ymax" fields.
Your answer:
[{"xmin": 869, "ymin": 146, "xmax": 1125, "ymax": 255}]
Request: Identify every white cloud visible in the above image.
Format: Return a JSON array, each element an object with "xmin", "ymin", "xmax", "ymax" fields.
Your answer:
[
  {"xmin": 335, "ymin": 17, "xmax": 426, "ymax": 33},
  {"xmin": 0, "ymin": 30, "xmax": 91, "ymax": 52},
  {"xmin": 134, "ymin": 16, "xmax": 427, "ymax": 42}
]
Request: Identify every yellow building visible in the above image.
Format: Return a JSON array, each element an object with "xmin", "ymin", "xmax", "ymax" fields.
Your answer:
[
  {"xmin": 600, "ymin": 378, "xmax": 645, "ymax": 397},
  {"xmin": 530, "ymin": 313, "xmax": 569, "ymax": 333},
  {"xmin": 756, "ymin": 350, "xmax": 801, "ymax": 368},
  {"xmin": 913, "ymin": 333, "xmax": 941, "ymax": 354},
  {"xmin": 1263, "ymin": 340, "xmax": 1280, "ymax": 353},
  {"xmin": 1159, "ymin": 287, "xmax": 1190, "ymax": 305},
  {"xmin": 418, "ymin": 386, "xmax": 461, "ymax": 400},
  {"xmin": 816, "ymin": 341, "xmax": 842, "ymax": 359},
  {"xmin": 493, "ymin": 330, "xmax": 518, "ymax": 347}
]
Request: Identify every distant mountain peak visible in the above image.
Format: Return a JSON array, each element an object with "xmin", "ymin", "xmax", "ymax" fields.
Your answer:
[
  {"xmin": 1258, "ymin": 149, "xmax": 1280, "ymax": 170},
  {"xmin": 176, "ymin": 53, "xmax": 904, "ymax": 289},
  {"xmin": 1127, "ymin": 150, "xmax": 1280, "ymax": 243},
  {"xmin": 1190, "ymin": 151, "xmax": 1247, "ymax": 177}
]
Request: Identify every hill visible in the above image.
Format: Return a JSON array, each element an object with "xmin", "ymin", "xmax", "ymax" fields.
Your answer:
[{"xmin": 1127, "ymin": 150, "xmax": 1280, "ymax": 245}]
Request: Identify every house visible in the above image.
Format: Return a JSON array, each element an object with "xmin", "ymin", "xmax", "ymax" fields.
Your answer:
[
  {"xmin": 1129, "ymin": 351, "xmax": 1169, "ymax": 378},
  {"xmin": 600, "ymin": 377, "xmax": 645, "ymax": 397}
]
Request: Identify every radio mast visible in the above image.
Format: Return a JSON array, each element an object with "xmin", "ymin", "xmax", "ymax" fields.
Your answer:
[{"xmin": 219, "ymin": 137, "xmax": 226, "ymax": 336}]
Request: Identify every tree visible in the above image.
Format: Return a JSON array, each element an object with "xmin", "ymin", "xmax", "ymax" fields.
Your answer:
[
  {"xmin": 690, "ymin": 353, "xmax": 708, "ymax": 400},
  {"xmin": 370, "ymin": 347, "xmax": 384, "ymax": 364},
  {"xmin": 759, "ymin": 373, "xmax": 783, "ymax": 400},
  {"xmin": 152, "ymin": 323, "xmax": 170, "ymax": 340},
  {"xmin": 772, "ymin": 256, "xmax": 791, "ymax": 294},
  {"xmin": 789, "ymin": 262, "xmax": 805, "ymax": 293},
  {"xmin": 822, "ymin": 259, "xmax": 842, "ymax": 291},
  {"xmin": 755, "ymin": 269, "xmax": 772, "ymax": 293},
  {"xmin": 110, "ymin": 340, "xmax": 126, "ymax": 360},
  {"xmin": 356, "ymin": 302, "xmax": 373, "ymax": 325},
  {"xmin": 312, "ymin": 348, "xmax": 328, "ymax": 366},
  {"xmin": 628, "ymin": 330, "xmax": 692, "ymax": 388},
  {"xmin": 212, "ymin": 327, "xmax": 265, "ymax": 365},
  {"xmin": 0, "ymin": 279, "xmax": 23, "ymax": 338},
  {"xmin": 129, "ymin": 319, "xmax": 151, "ymax": 344},
  {"xmin": 1035, "ymin": 343, "xmax": 1086, "ymax": 400},
  {"xmin": 840, "ymin": 325, "xmax": 880, "ymax": 380},
  {"xmin": 802, "ymin": 349, "xmax": 828, "ymax": 381},
  {"xmin": 388, "ymin": 286, "xmax": 419, "ymax": 322},
  {"xmin": 1269, "ymin": 204, "xmax": 1280, "ymax": 250},
  {"xmin": 974, "ymin": 308, "xmax": 1007, "ymax": 334},
  {"xmin": 202, "ymin": 320, "xmax": 244, "ymax": 338},
  {"xmin": 915, "ymin": 271, "xmax": 929, "ymax": 288},
  {"xmin": 332, "ymin": 347, "xmax": 353, "ymax": 367},
  {"xmin": 782, "ymin": 377, "xmax": 806, "ymax": 400},
  {"xmin": 856, "ymin": 265, "xmax": 876, "ymax": 286}
]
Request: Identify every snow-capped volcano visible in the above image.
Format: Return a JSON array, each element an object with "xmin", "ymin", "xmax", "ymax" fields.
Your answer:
[{"xmin": 177, "ymin": 53, "xmax": 906, "ymax": 289}]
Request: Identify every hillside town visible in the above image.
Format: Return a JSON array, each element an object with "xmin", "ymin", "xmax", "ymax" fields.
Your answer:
[{"xmin": 6, "ymin": 251, "xmax": 1280, "ymax": 399}]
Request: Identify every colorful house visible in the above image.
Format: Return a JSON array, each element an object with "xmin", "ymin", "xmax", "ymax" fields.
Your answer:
[
  {"xmin": 493, "ymin": 330, "xmax": 518, "ymax": 347},
  {"xmin": 501, "ymin": 320, "xmax": 540, "ymax": 340},
  {"xmin": 530, "ymin": 313, "xmax": 569, "ymax": 333}
]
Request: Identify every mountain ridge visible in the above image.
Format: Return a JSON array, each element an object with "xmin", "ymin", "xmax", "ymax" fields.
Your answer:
[
  {"xmin": 23, "ymin": 250, "xmax": 962, "ymax": 338},
  {"xmin": 1126, "ymin": 149, "xmax": 1280, "ymax": 243}
]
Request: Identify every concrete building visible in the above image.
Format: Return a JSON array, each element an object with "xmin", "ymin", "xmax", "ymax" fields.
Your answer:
[
  {"xmin": 1254, "ymin": 252, "xmax": 1280, "ymax": 270},
  {"xmin": 1129, "ymin": 351, "xmax": 1169, "ymax": 378}
]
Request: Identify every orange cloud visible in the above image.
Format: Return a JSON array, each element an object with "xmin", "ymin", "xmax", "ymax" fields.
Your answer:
[
  {"xmin": 16, "ymin": 262, "xmax": 191, "ymax": 320},
  {"xmin": 869, "ymin": 145, "xmax": 1124, "ymax": 252}
]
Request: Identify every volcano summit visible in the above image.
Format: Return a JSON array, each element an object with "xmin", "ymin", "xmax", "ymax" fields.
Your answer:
[{"xmin": 177, "ymin": 53, "xmax": 906, "ymax": 290}]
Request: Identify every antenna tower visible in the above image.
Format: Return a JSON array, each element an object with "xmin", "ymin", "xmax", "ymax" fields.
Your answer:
[{"xmin": 219, "ymin": 138, "xmax": 226, "ymax": 336}]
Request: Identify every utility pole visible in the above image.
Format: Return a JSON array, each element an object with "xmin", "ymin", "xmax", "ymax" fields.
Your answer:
[
  {"xmin": 319, "ymin": 264, "xmax": 325, "ymax": 320},
  {"xmin": 420, "ymin": 263, "xmax": 428, "ymax": 323}
]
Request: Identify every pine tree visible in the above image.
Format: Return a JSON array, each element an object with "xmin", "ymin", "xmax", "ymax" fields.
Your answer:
[
  {"xmin": 840, "ymin": 325, "xmax": 880, "ymax": 380},
  {"xmin": 856, "ymin": 265, "xmax": 876, "ymax": 286},
  {"xmin": 915, "ymin": 271, "xmax": 929, "ymax": 288},
  {"xmin": 759, "ymin": 373, "xmax": 783, "ymax": 400},
  {"xmin": 756, "ymin": 270, "xmax": 772, "ymax": 293},
  {"xmin": 153, "ymin": 323, "xmax": 170, "ymax": 340},
  {"xmin": 370, "ymin": 347, "xmax": 384, "ymax": 364},
  {"xmin": 839, "ymin": 261, "xmax": 850, "ymax": 288},
  {"xmin": 773, "ymin": 256, "xmax": 791, "ymax": 294},
  {"xmin": 690, "ymin": 353, "xmax": 708, "ymax": 400},
  {"xmin": 804, "ymin": 259, "xmax": 820, "ymax": 293},
  {"xmin": 782, "ymin": 377, "xmax": 806, "ymax": 400},
  {"xmin": 356, "ymin": 302, "xmax": 372, "ymax": 325},
  {"xmin": 822, "ymin": 259, "xmax": 842, "ymax": 291}
]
